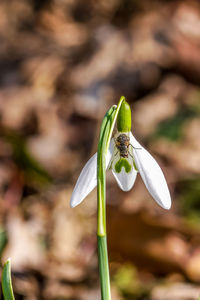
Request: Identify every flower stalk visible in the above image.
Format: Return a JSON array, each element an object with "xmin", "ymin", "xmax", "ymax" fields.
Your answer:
[{"xmin": 97, "ymin": 97, "xmax": 124, "ymax": 299}]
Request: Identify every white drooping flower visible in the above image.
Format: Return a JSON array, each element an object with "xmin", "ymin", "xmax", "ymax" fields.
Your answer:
[{"xmin": 70, "ymin": 130, "xmax": 171, "ymax": 210}]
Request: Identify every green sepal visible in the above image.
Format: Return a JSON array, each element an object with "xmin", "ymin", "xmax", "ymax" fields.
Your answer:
[{"xmin": 117, "ymin": 97, "xmax": 131, "ymax": 132}]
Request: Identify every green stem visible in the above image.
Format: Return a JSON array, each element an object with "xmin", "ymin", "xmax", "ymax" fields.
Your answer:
[
  {"xmin": 97, "ymin": 107, "xmax": 114, "ymax": 300},
  {"xmin": 97, "ymin": 97, "xmax": 124, "ymax": 300},
  {"xmin": 98, "ymin": 236, "xmax": 111, "ymax": 300}
]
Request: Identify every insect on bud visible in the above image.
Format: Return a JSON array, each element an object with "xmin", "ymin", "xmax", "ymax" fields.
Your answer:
[{"xmin": 117, "ymin": 98, "xmax": 132, "ymax": 132}]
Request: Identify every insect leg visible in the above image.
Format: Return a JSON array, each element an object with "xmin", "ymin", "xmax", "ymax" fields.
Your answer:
[
  {"xmin": 114, "ymin": 151, "xmax": 119, "ymax": 157},
  {"xmin": 109, "ymin": 150, "xmax": 118, "ymax": 169},
  {"xmin": 128, "ymin": 150, "xmax": 134, "ymax": 158},
  {"xmin": 129, "ymin": 144, "xmax": 142, "ymax": 150}
]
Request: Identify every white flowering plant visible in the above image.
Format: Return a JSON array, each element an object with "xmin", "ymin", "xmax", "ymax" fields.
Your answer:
[{"xmin": 70, "ymin": 96, "xmax": 171, "ymax": 300}]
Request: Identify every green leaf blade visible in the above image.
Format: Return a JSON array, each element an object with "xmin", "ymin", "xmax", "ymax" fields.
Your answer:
[{"xmin": 2, "ymin": 258, "xmax": 15, "ymax": 300}]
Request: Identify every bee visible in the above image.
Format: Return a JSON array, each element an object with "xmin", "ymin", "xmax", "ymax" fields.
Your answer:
[{"xmin": 115, "ymin": 133, "xmax": 130, "ymax": 158}]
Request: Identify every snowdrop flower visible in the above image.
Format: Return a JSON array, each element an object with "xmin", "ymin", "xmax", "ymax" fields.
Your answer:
[{"xmin": 70, "ymin": 100, "xmax": 171, "ymax": 210}]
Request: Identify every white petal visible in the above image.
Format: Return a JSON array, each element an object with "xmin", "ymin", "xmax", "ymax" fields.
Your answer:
[
  {"xmin": 70, "ymin": 142, "xmax": 113, "ymax": 208},
  {"xmin": 106, "ymin": 139, "xmax": 115, "ymax": 168},
  {"xmin": 112, "ymin": 167, "xmax": 137, "ymax": 191},
  {"xmin": 70, "ymin": 153, "xmax": 97, "ymax": 208},
  {"xmin": 130, "ymin": 133, "xmax": 171, "ymax": 209},
  {"xmin": 111, "ymin": 141, "xmax": 137, "ymax": 191}
]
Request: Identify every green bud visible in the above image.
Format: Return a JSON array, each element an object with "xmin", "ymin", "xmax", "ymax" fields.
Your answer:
[{"xmin": 117, "ymin": 97, "xmax": 131, "ymax": 132}]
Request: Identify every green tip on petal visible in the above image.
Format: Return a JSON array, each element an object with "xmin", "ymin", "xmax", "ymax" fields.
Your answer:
[
  {"xmin": 117, "ymin": 97, "xmax": 131, "ymax": 132},
  {"xmin": 115, "ymin": 158, "xmax": 132, "ymax": 173}
]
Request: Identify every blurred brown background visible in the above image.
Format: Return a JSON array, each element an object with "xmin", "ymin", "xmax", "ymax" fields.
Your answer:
[{"xmin": 0, "ymin": 0, "xmax": 200, "ymax": 299}]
